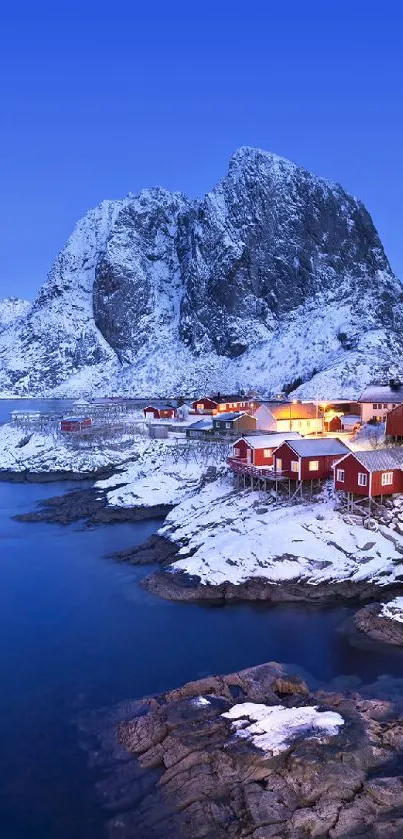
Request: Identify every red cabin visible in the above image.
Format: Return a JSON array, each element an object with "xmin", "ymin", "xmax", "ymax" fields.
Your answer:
[
  {"xmin": 333, "ymin": 449, "xmax": 403, "ymax": 497},
  {"xmin": 143, "ymin": 405, "xmax": 176, "ymax": 420},
  {"xmin": 191, "ymin": 394, "xmax": 252, "ymax": 415},
  {"xmin": 386, "ymin": 404, "xmax": 403, "ymax": 440},
  {"xmin": 324, "ymin": 414, "xmax": 343, "ymax": 433},
  {"xmin": 273, "ymin": 438, "xmax": 350, "ymax": 481},
  {"xmin": 191, "ymin": 397, "xmax": 219, "ymax": 414},
  {"xmin": 60, "ymin": 416, "xmax": 92, "ymax": 432},
  {"xmin": 231, "ymin": 433, "xmax": 302, "ymax": 467}
]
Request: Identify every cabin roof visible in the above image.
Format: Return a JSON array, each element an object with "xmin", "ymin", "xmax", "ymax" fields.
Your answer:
[
  {"xmin": 187, "ymin": 418, "xmax": 213, "ymax": 429},
  {"xmin": 282, "ymin": 438, "xmax": 350, "ymax": 457},
  {"xmin": 359, "ymin": 386, "xmax": 403, "ymax": 404},
  {"xmin": 62, "ymin": 416, "xmax": 90, "ymax": 422},
  {"xmin": 213, "ymin": 394, "xmax": 248, "ymax": 404},
  {"xmin": 236, "ymin": 432, "xmax": 302, "ymax": 449},
  {"xmin": 213, "ymin": 412, "xmax": 244, "ymax": 421},
  {"xmin": 342, "ymin": 448, "xmax": 403, "ymax": 472},
  {"xmin": 145, "ymin": 404, "xmax": 174, "ymax": 411}
]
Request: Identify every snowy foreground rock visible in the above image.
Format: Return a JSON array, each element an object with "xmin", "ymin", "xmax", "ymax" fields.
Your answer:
[
  {"xmin": 1, "ymin": 146, "xmax": 403, "ymax": 398},
  {"xmin": 78, "ymin": 661, "xmax": 403, "ymax": 839},
  {"xmin": 142, "ymin": 480, "xmax": 403, "ymax": 601}
]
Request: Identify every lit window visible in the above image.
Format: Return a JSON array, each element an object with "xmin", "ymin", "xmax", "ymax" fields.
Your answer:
[
  {"xmin": 306, "ymin": 420, "xmax": 310, "ymax": 427},
  {"xmin": 381, "ymin": 472, "xmax": 394, "ymax": 486},
  {"xmin": 358, "ymin": 473, "xmax": 368, "ymax": 487},
  {"xmin": 308, "ymin": 460, "xmax": 319, "ymax": 471},
  {"xmin": 263, "ymin": 449, "xmax": 272, "ymax": 458},
  {"xmin": 336, "ymin": 469, "xmax": 345, "ymax": 482},
  {"xmin": 275, "ymin": 458, "xmax": 282, "ymax": 472},
  {"xmin": 291, "ymin": 461, "xmax": 299, "ymax": 472},
  {"xmin": 197, "ymin": 403, "xmax": 204, "ymax": 410}
]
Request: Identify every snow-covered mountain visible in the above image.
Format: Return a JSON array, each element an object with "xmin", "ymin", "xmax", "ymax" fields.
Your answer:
[
  {"xmin": 0, "ymin": 297, "xmax": 31, "ymax": 335},
  {"xmin": 1, "ymin": 146, "xmax": 402, "ymax": 398}
]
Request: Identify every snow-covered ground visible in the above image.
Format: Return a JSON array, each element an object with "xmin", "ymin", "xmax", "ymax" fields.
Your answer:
[
  {"xmin": 380, "ymin": 597, "xmax": 403, "ymax": 624},
  {"xmin": 96, "ymin": 439, "xmax": 229, "ymax": 508},
  {"xmin": 0, "ymin": 423, "xmax": 140, "ymax": 474},
  {"xmin": 159, "ymin": 479, "xmax": 403, "ymax": 587},
  {"xmin": 222, "ymin": 702, "xmax": 344, "ymax": 756},
  {"xmin": 0, "ymin": 424, "xmax": 229, "ymax": 501}
]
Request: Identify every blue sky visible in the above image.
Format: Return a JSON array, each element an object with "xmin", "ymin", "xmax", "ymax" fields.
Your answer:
[{"xmin": 1, "ymin": 0, "xmax": 402, "ymax": 300}]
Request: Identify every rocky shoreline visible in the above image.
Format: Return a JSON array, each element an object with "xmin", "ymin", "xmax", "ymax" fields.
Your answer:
[
  {"xmin": 355, "ymin": 603, "xmax": 403, "ymax": 647},
  {"xmin": 109, "ymin": 533, "xmax": 403, "ymax": 605},
  {"xmin": 0, "ymin": 466, "xmax": 118, "ymax": 483},
  {"xmin": 78, "ymin": 661, "xmax": 403, "ymax": 838},
  {"xmin": 13, "ymin": 486, "xmax": 172, "ymax": 525}
]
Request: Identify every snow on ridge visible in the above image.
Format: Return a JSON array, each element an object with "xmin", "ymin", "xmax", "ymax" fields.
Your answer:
[{"xmin": 222, "ymin": 702, "xmax": 344, "ymax": 756}]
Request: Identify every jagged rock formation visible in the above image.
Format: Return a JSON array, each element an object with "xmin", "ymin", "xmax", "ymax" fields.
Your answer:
[{"xmin": 1, "ymin": 147, "xmax": 402, "ymax": 397}]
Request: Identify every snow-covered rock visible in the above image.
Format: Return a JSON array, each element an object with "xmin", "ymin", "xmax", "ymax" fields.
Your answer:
[
  {"xmin": 222, "ymin": 702, "xmax": 344, "ymax": 756},
  {"xmin": 158, "ymin": 482, "xmax": 403, "ymax": 588},
  {"xmin": 380, "ymin": 596, "xmax": 403, "ymax": 623},
  {"xmin": 1, "ymin": 147, "xmax": 403, "ymax": 398}
]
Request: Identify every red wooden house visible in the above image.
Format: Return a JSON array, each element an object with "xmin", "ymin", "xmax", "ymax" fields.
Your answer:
[
  {"xmin": 231, "ymin": 433, "xmax": 301, "ymax": 467},
  {"xmin": 333, "ymin": 449, "xmax": 403, "ymax": 498},
  {"xmin": 273, "ymin": 438, "xmax": 350, "ymax": 481},
  {"xmin": 191, "ymin": 394, "xmax": 252, "ymax": 415},
  {"xmin": 386, "ymin": 404, "xmax": 403, "ymax": 440},
  {"xmin": 60, "ymin": 416, "xmax": 92, "ymax": 432},
  {"xmin": 143, "ymin": 405, "xmax": 176, "ymax": 420},
  {"xmin": 323, "ymin": 413, "xmax": 343, "ymax": 433}
]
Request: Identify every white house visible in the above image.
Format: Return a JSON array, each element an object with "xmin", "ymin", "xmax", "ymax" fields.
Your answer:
[
  {"xmin": 359, "ymin": 385, "xmax": 403, "ymax": 423},
  {"xmin": 254, "ymin": 402, "xmax": 323, "ymax": 435}
]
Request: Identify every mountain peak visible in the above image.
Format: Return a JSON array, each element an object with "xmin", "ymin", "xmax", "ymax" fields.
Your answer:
[{"xmin": 0, "ymin": 150, "xmax": 401, "ymax": 398}]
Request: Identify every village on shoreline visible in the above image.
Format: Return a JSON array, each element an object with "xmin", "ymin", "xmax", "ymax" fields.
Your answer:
[{"xmin": 3, "ymin": 381, "xmax": 403, "ymax": 645}]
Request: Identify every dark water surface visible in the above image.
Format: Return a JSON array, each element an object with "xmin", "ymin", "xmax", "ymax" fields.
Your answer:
[{"xmin": 1, "ymin": 446, "xmax": 403, "ymax": 835}]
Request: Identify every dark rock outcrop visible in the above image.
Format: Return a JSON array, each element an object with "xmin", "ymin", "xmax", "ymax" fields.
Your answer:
[
  {"xmin": 355, "ymin": 603, "xmax": 403, "ymax": 646},
  {"xmin": 1, "ymin": 147, "xmax": 402, "ymax": 397},
  {"xmin": 13, "ymin": 486, "xmax": 172, "ymax": 525},
  {"xmin": 78, "ymin": 662, "xmax": 403, "ymax": 838}
]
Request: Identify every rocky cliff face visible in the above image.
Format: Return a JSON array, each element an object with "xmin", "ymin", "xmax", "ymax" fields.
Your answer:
[
  {"xmin": 0, "ymin": 297, "xmax": 31, "ymax": 335},
  {"xmin": 0, "ymin": 147, "xmax": 402, "ymax": 397}
]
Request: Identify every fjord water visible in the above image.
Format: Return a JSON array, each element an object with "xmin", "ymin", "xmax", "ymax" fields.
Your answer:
[{"xmin": 1, "ymin": 407, "xmax": 403, "ymax": 837}]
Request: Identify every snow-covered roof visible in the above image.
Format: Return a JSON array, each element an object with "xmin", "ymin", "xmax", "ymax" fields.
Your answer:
[
  {"xmin": 188, "ymin": 418, "xmax": 213, "ymax": 430},
  {"xmin": 282, "ymin": 438, "xmax": 350, "ymax": 457},
  {"xmin": 341, "ymin": 414, "xmax": 361, "ymax": 424},
  {"xmin": 236, "ymin": 432, "xmax": 301, "ymax": 449},
  {"xmin": 213, "ymin": 412, "xmax": 244, "ymax": 421},
  {"xmin": 359, "ymin": 386, "xmax": 403, "ymax": 404},
  {"xmin": 346, "ymin": 448, "xmax": 403, "ymax": 472},
  {"xmin": 144, "ymin": 404, "xmax": 175, "ymax": 411},
  {"xmin": 62, "ymin": 416, "xmax": 90, "ymax": 422}
]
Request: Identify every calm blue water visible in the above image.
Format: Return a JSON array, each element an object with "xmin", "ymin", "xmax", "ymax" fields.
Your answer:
[{"xmin": 1, "ymin": 404, "xmax": 403, "ymax": 837}]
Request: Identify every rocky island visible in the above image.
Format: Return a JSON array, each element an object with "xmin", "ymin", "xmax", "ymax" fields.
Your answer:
[{"xmin": 79, "ymin": 661, "xmax": 403, "ymax": 838}]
